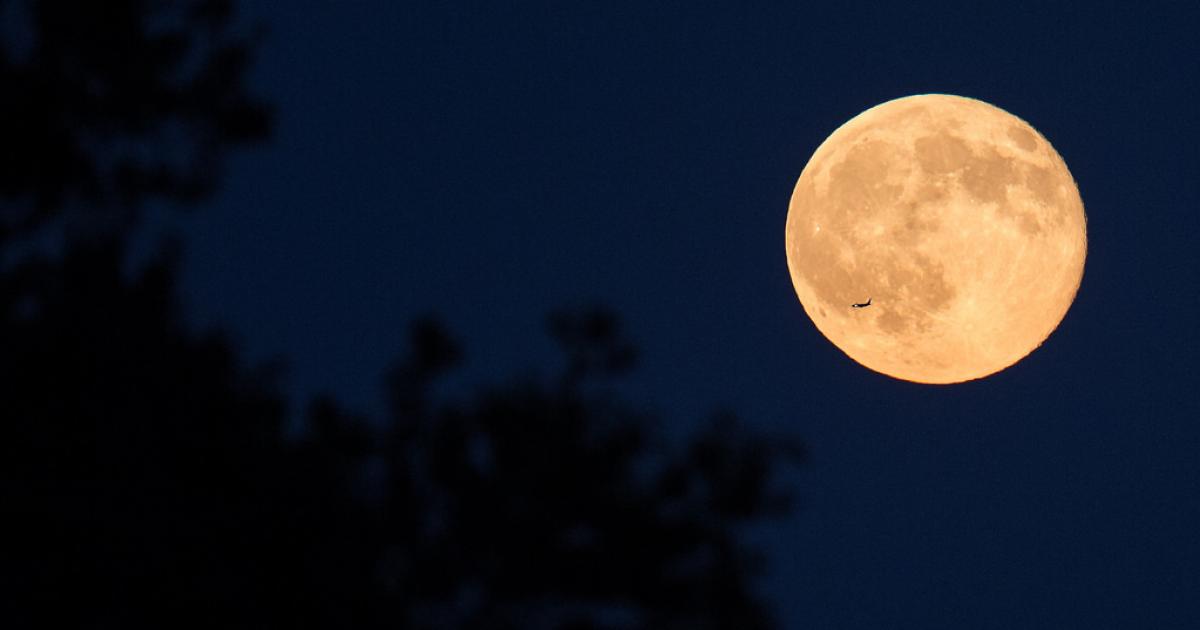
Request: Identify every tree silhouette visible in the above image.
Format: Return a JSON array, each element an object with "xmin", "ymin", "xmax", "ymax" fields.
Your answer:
[
  {"xmin": 0, "ymin": 2, "xmax": 802, "ymax": 628},
  {"xmin": 378, "ymin": 309, "xmax": 802, "ymax": 630},
  {"xmin": 0, "ymin": 0, "xmax": 270, "ymax": 246}
]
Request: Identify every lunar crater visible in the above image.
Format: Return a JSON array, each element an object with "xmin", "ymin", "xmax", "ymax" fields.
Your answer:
[{"xmin": 1007, "ymin": 125, "xmax": 1038, "ymax": 151}]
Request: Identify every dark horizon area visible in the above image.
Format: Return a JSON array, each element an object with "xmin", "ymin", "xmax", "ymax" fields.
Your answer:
[{"xmin": 5, "ymin": 1, "xmax": 1200, "ymax": 628}]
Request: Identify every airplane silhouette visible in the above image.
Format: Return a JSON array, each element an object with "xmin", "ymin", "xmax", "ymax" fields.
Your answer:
[{"xmin": 851, "ymin": 298, "xmax": 872, "ymax": 309}]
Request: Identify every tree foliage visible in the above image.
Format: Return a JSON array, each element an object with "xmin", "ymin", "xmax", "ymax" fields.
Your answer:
[
  {"xmin": 1, "ymin": 246, "xmax": 801, "ymax": 628},
  {"xmin": 0, "ymin": 2, "xmax": 801, "ymax": 628},
  {"xmin": 0, "ymin": 0, "xmax": 270, "ymax": 245}
]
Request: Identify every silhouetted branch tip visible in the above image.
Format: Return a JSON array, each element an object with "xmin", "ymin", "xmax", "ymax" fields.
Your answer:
[{"xmin": 548, "ymin": 305, "xmax": 638, "ymax": 384}]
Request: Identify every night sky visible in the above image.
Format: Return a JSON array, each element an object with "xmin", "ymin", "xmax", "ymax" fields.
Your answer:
[{"xmin": 162, "ymin": 2, "xmax": 1200, "ymax": 627}]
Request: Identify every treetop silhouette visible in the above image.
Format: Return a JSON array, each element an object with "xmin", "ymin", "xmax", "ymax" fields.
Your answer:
[
  {"xmin": 0, "ymin": 0, "xmax": 270, "ymax": 247},
  {"xmin": 0, "ymin": 2, "xmax": 803, "ymax": 628}
]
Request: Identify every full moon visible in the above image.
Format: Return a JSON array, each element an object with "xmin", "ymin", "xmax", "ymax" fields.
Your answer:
[{"xmin": 785, "ymin": 94, "xmax": 1086, "ymax": 383}]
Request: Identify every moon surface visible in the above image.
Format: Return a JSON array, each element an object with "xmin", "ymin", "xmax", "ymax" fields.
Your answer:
[{"xmin": 785, "ymin": 94, "xmax": 1086, "ymax": 383}]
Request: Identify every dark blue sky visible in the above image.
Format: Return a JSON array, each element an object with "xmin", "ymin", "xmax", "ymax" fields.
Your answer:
[{"xmin": 165, "ymin": 2, "xmax": 1200, "ymax": 627}]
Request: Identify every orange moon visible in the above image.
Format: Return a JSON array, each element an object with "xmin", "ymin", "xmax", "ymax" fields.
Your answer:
[{"xmin": 785, "ymin": 95, "xmax": 1087, "ymax": 384}]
